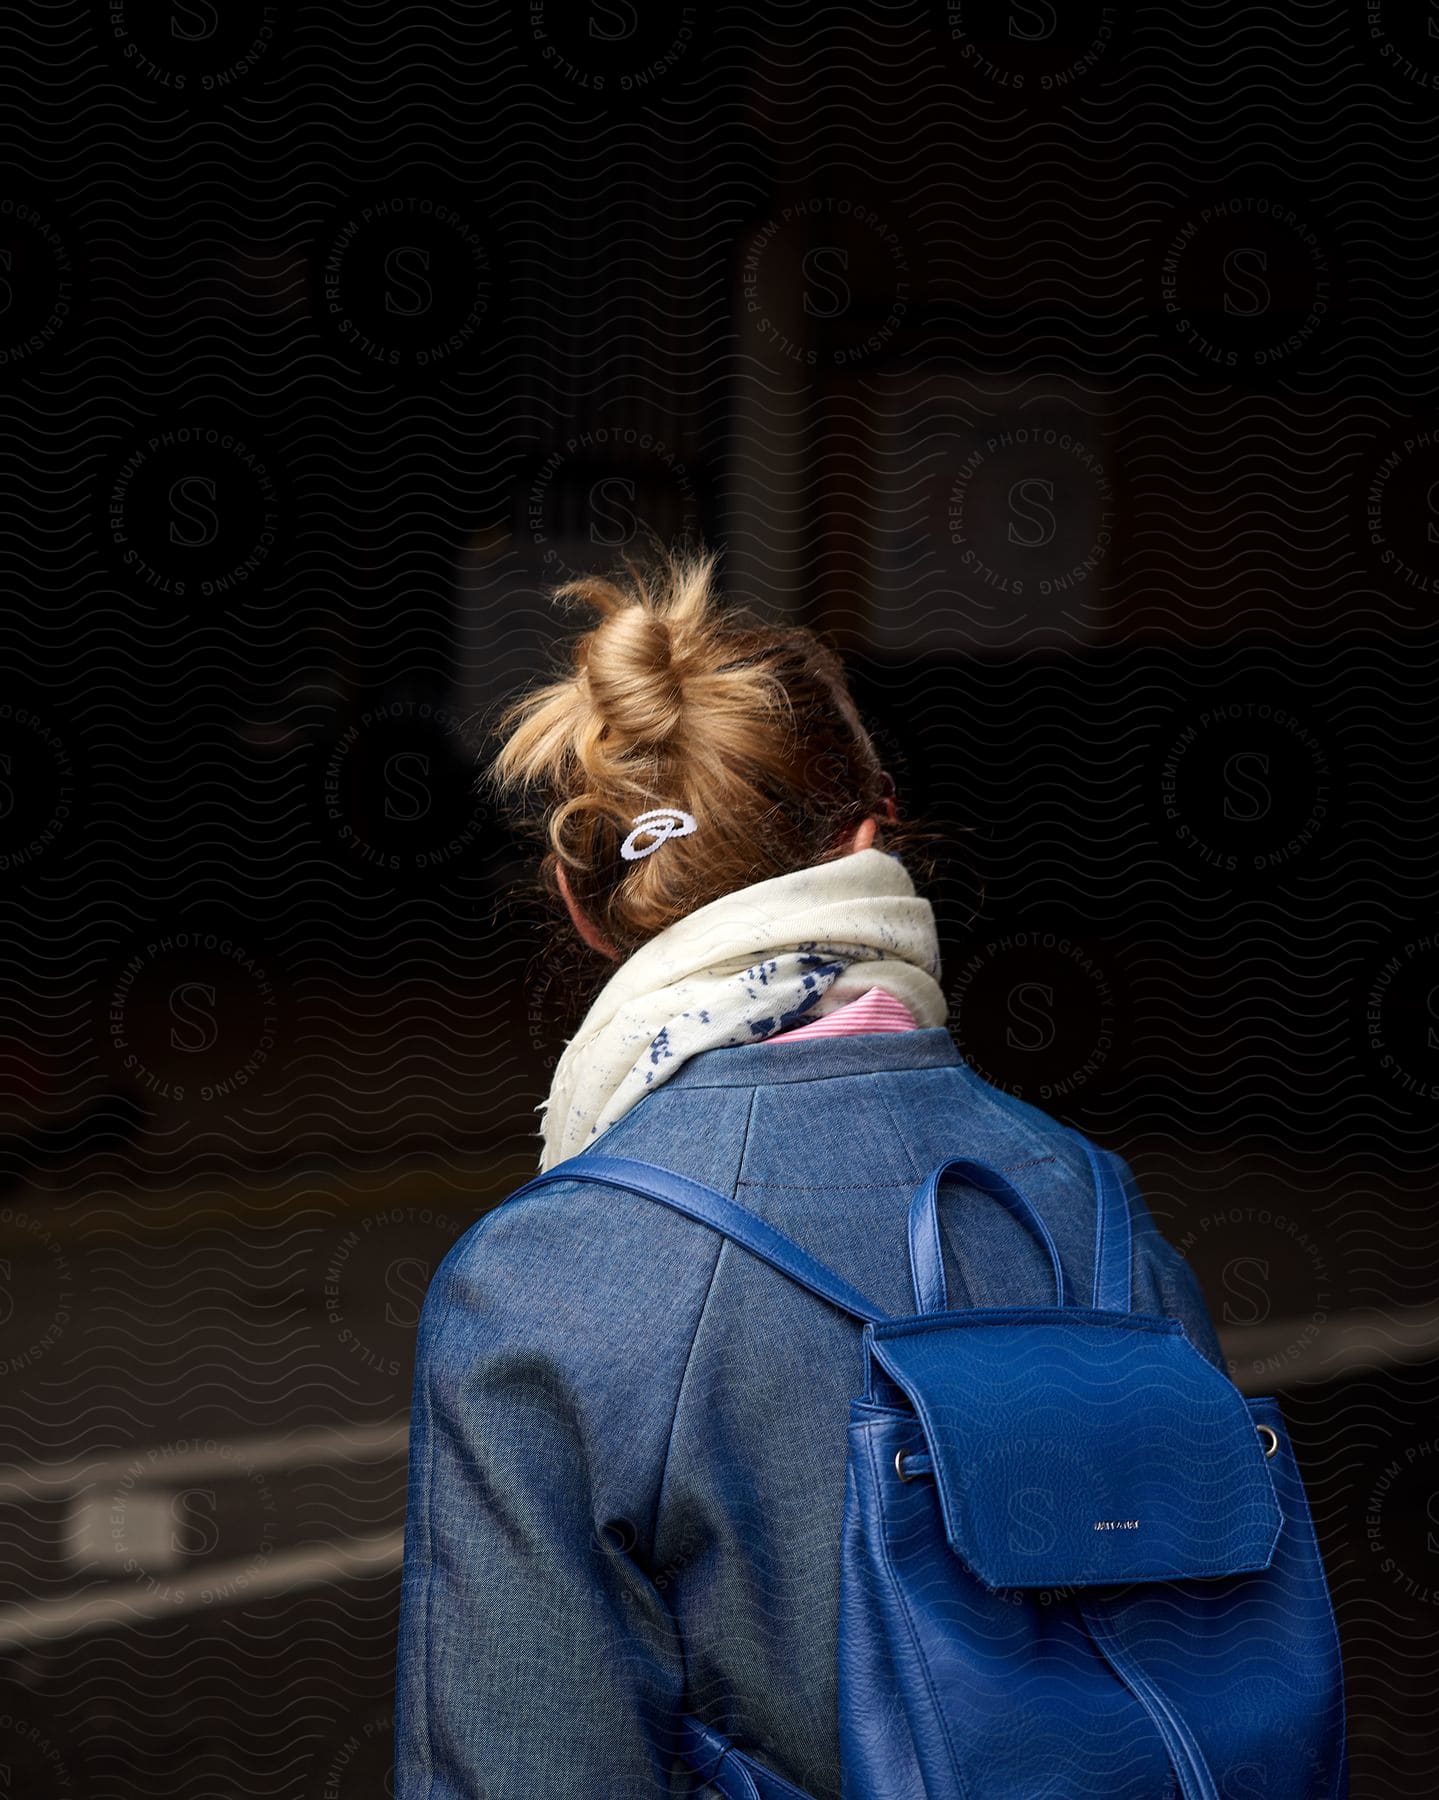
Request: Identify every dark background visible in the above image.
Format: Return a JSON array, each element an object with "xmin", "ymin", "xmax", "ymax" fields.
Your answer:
[{"xmin": 1, "ymin": 3, "xmax": 1437, "ymax": 1795}]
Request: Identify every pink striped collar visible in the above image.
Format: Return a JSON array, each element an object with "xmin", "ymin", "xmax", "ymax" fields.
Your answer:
[{"xmin": 769, "ymin": 985, "xmax": 919, "ymax": 1043}]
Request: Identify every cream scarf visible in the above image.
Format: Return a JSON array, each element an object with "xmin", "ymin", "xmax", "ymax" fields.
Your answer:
[{"xmin": 536, "ymin": 847, "xmax": 948, "ymax": 1170}]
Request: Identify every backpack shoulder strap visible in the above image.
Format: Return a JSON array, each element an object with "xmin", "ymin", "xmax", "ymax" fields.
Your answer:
[
  {"xmin": 503, "ymin": 1152, "xmax": 891, "ymax": 1326},
  {"xmin": 1076, "ymin": 1136, "xmax": 1134, "ymax": 1313}
]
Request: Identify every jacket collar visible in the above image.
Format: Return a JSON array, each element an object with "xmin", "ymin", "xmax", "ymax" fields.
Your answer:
[{"xmin": 658, "ymin": 1026, "xmax": 964, "ymax": 1090}]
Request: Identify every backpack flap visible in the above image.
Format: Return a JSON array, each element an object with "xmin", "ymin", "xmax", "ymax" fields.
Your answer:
[{"xmin": 866, "ymin": 1307, "xmax": 1283, "ymax": 1591}]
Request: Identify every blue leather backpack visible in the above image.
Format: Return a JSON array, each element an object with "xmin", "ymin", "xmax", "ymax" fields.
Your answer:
[{"xmin": 514, "ymin": 1140, "xmax": 1348, "ymax": 1799}]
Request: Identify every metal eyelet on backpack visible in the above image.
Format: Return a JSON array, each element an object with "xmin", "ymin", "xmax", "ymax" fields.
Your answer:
[
  {"xmin": 1256, "ymin": 1423, "xmax": 1279, "ymax": 1458},
  {"xmin": 895, "ymin": 1449, "xmax": 916, "ymax": 1482}
]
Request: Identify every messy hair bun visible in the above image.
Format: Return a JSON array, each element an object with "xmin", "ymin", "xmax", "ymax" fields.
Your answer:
[{"xmin": 489, "ymin": 548, "xmax": 920, "ymax": 959}]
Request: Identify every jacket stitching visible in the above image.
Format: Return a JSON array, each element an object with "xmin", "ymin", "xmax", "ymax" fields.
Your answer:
[
  {"xmin": 736, "ymin": 1157, "xmax": 1058, "ymax": 1191},
  {"xmin": 650, "ymin": 1090, "xmax": 756, "ymax": 1757},
  {"xmin": 739, "ymin": 1178, "xmax": 916, "ymax": 1191},
  {"xmin": 871, "ymin": 1073, "xmax": 924, "ymax": 1182},
  {"xmin": 649, "ymin": 1090, "xmax": 754, "ymax": 1558},
  {"xmin": 651, "ymin": 1239, "xmax": 726, "ymax": 1554}
]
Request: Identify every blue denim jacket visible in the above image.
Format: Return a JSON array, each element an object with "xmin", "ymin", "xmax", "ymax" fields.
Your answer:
[{"xmin": 395, "ymin": 1028, "xmax": 1223, "ymax": 1799}]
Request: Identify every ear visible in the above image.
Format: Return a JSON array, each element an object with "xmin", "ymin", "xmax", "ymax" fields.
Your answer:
[
  {"xmin": 848, "ymin": 816, "xmax": 879, "ymax": 853},
  {"xmin": 554, "ymin": 860, "xmax": 622, "ymax": 960}
]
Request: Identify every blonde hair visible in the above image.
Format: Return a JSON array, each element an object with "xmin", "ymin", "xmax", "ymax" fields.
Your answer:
[{"xmin": 489, "ymin": 548, "xmax": 921, "ymax": 958}]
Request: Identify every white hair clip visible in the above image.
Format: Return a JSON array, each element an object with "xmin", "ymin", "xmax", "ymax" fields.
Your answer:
[{"xmin": 621, "ymin": 808, "xmax": 698, "ymax": 861}]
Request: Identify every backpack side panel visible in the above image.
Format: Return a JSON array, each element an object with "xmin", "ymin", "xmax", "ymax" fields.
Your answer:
[{"xmin": 1081, "ymin": 1399, "xmax": 1347, "ymax": 1800}]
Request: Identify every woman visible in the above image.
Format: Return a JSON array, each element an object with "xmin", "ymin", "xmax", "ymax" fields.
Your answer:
[{"xmin": 393, "ymin": 550, "xmax": 1224, "ymax": 1797}]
